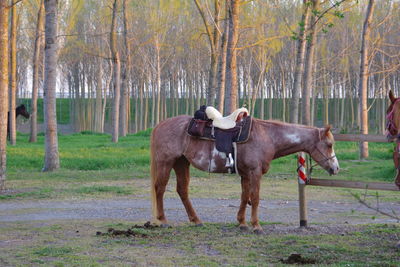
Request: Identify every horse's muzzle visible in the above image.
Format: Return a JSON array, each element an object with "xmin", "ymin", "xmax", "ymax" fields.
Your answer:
[{"xmin": 328, "ymin": 166, "xmax": 339, "ymax": 175}]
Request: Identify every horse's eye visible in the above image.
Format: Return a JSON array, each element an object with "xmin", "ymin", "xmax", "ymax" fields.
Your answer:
[{"xmin": 328, "ymin": 144, "xmax": 333, "ymax": 148}]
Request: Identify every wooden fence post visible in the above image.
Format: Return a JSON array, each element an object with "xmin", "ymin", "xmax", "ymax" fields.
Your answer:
[{"xmin": 298, "ymin": 152, "xmax": 308, "ymax": 227}]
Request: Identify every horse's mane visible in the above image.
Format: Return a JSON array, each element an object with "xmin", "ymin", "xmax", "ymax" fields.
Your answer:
[{"xmin": 253, "ymin": 118, "xmax": 317, "ymax": 129}]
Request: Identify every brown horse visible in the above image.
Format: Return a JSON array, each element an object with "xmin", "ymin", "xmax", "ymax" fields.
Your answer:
[
  {"xmin": 387, "ymin": 90, "xmax": 400, "ymax": 188},
  {"xmin": 150, "ymin": 115, "xmax": 339, "ymax": 233}
]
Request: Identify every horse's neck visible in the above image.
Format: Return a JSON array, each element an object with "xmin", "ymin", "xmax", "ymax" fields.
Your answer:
[{"xmin": 271, "ymin": 123, "xmax": 318, "ymax": 158}]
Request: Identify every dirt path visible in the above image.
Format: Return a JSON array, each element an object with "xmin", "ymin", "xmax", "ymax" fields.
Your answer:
[{"xmin": 0, "ymin": 198, "xmax": 398, "ymax": 225}]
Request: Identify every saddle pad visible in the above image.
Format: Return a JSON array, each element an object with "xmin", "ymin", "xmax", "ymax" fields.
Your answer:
[{"xmin": 187, "ymin": 115, "xmax": 252, "ymax": 144}]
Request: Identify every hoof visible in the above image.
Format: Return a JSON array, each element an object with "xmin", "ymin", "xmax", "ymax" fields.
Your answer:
[
  {"xmin": 160, "ymin": 223, "xmax": 171, "ymax": 228},
  {"xmin": 253, "ymin": 229, "xmax": 265, "ymax": 235},
  {"xmin": 195, "ymin": 223, "xmax": 204, "ymax": 227},
  {"xmin": 239, "ymin": 225, "xmax": 249, "ymax": 231}
]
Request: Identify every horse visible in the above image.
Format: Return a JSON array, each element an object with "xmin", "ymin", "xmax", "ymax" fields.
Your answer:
[
  {"xmin": 7, "ymin": 104, "xmax": 30, "ymax": 140},
  {"xmin": 386, "ymin": 90, "xmax": 400, "ymax": 188},
  {"xmin": 150, "ymin": 115, "xmax": 339, "ymax": 233}
]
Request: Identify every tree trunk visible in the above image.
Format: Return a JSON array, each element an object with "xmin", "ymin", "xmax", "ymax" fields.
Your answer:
[
  {"xmin": 139, "ymin": 80, "xmax": 144, "ymax": 131},
  {"xmin": 223, "ymin": 0, "xmax": 239, "ymax": 115},
  {"xmin": 9, "ymin": 0, "xmax": 18, "ymax": 145},
  {"xmin": 0, "ymin": 0, "xmax": 9, "ymax": 190},
  {"xmin": 323, "ymin": 66, "xmax": 329, "ymax": 125},
  {"xmin": 110, "ymin": 0, "xmax": 120, "ymax": 143},
  {"xmin": 359, "ymin": 0, "xmax": 375, "ymax": 159},
  {"xmin": 216, "ymin": 11, "xmax": 229, "ymax": 114},
  {"xmin": 301, "ymin": 0, "xmax": 319, "ymax": 126},
  {"xmin": 43, "ymin": 0, "xmax": 60, "ymax": 171},
  {"xmin": 194, "ymin": 0, "xmax": 221, "ymax": 107},
  {"xmin": 119, "ymin": 0, "xmax": 130, "ymax": 136},
  {"xmin": 155, "ymin": 39, "xmax": 161, "ymax": 124},
  {"xmin": 95, "ymin": 59, "xmax": 103, "ymax": 133},
  {"xmin": 290, "ymin": 0, "xmax": 311, "ymax": 123}
]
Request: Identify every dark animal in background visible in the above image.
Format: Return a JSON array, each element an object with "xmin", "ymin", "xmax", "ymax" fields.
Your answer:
[{"xmin": 7, "ymin": 104, "xmax": 30, "ymax": 140}]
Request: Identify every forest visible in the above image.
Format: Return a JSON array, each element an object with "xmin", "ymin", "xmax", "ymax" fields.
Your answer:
[{"xmin": 0, "ymin": 0, "xmax": 400, "ymax": 180}]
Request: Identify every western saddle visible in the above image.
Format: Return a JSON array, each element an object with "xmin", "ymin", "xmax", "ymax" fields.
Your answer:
[{"xmin": 188, "ymin": 106, "xmax": 251, "ymax": 173}]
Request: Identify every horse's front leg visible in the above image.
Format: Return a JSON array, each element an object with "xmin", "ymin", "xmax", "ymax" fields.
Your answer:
[
  {"xmin": 249, "ymin": 174, "xmax": 264, "ymax": 234},
  {"xmin": 237, "ymin": 176, "xmax": 250, "ymax": 231}
]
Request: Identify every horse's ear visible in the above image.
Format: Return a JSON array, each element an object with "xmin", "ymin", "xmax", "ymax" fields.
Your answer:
[
  {"xmin": 324, "ymin": 125, "xmax": 332, "ymax": 137},
  {"xmin": 389, "ymin": 90, "xmax": 396, "ymax": 103}
]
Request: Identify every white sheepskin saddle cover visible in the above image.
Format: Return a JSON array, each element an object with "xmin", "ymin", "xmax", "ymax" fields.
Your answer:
[{"xmin": 205, "ymin": 106, "xmax": 249, "ymax": 129}]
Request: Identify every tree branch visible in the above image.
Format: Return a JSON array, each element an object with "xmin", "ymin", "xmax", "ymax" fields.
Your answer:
[{"xmin": 350, "ymin": 191, "xmax": 399, "ymax": 222}]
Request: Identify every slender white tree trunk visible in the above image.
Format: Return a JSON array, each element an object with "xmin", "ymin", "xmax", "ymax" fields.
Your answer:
[
  {"xmin": 119, "ymin": 0, "xmax": 130, "ymax": 136},
  {"xmin": 290, "ymin": 1, "xmax": 311, "ymax": 123},
  {"xmin": 0, "ymin": 0, "xmax": 9, "ymax": 190},
  {"xmin": 301, "ymin": 0, "xmax": 319, "ymax": 126},
  {"xmin": 110, "ymin": 0, "xmax": 120, "ymax": 142},
  {"xmin": 95, "ymin": 59, "xmax": 103, "ymax": 133},
  {"xmin": 43, "ymin": 0, "xmax": 60, "ymax": 171},
  {"xmin": 30, "ymin": 0, "xmax": 44, "ymax": 143},
  {"xmin": 359, "ymin": 0, "xmax": 375, "ymax": 159},
  {"xmin": 224, "ymin": 0, "xmax": 239, "ymax": 115},
  {"xmin": 9, "ymin": 0, "xmax": 18, "ymax": 145}
]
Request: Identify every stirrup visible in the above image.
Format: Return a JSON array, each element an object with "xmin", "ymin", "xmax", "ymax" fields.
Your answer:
[{"xmin": 225, "ymin": 153, "xmax": 234, "ymax": 168}]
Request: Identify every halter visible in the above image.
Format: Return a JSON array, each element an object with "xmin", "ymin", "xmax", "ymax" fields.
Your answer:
[
  {"xmin": 307, "ymin": 129, "xmax": 337, "ymax": 176},
  {"xmin": 309, "ymin": 145, "xmax": 336, "ymax": 174}
]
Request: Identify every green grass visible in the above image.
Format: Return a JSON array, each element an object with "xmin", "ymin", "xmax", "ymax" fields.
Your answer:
[
  {"xmin": 2, "ymin": 130, "xmax": 398, "ymax": 201},
  {"xmin": 0, "ymin": 221, "xmax": 398, "ymax": 266},
  {"xmin": 7, "ymin": 132, "xmax": 150, "ymax": 171}
]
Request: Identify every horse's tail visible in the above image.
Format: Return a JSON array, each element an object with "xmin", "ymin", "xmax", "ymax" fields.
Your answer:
[{"xmin": 150, "ymin": 128, "xmax": 158, "ymax": 223}]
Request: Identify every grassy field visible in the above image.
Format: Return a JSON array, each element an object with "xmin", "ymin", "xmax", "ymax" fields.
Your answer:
[
  {"xmin": 3, "ymin": 129, "xmax": 398, "ymax": 201},
  {"xmin": 1, "ymin": 131, "xmax": 399, "ymax": 266}
]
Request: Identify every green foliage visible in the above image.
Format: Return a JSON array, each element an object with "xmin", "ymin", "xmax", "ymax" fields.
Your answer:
[
  {"xmin": 133, "ymin": 128, "xmax": 153, "ymax": 137},
  {"xmin": 20, "ymin": 98, "xmax": 70, "ymax": 124}
]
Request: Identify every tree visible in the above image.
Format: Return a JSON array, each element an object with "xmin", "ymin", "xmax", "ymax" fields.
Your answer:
[
  {"xmin": 359, "ymin": 0, "xmax": 375, "ymax": 159},
  {"xmin": 301, "ymin": 0, "xmax": 319, "ymax": 126},
  {"xmin": 290, "ymin": 0, "xmax": 311, "ymax": 124},
  {"xmin": 110, "ymin": 0, "xmax": 121, "ymax": 143},
  {"xmin": 119, "ymin": 0, "xmax": 130, "ymax": 136},
  {"xmin": 30, "ymin": 0, "xmax": 45, "ymax": 143},
  {"xmin": 0, "ymin": 0, "xmax": 9, "ymax": 190},
  {"xmin": 194, "ymin": 0, "xmax": 222, "ymax": 107},
  {"xmin": 9, "ymin": 0, "xmax": 18, "ymax": 145},
  {"xmin": 223, "ymin": 0, "xmax": 239, "ymax": 115},
  {"xmin": 43, "ymin": 0, "xmax": 60, "ymax": 171}
]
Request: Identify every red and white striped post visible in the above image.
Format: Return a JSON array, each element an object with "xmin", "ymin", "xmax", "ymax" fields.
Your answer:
[{"xmin": 298, "ymin": 152, "xmax": 308, "ymax": 227}]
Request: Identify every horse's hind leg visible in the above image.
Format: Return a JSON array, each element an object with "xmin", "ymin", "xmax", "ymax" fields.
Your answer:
[
  {"xmin": 153, "ymin": 162, "xmax": 173, "ymax": 226},
  {"xmin": 173, "ymin": 156, "xmax": 203, "ymax": 225}
]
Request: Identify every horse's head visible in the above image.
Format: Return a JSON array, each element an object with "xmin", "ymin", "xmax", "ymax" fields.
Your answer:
[
  {"xmin": 386, "ymin": 90, "xmax": 400, "ymax": 139},
  {"xmin": 16, "ymin": 104, "xmax": 30, "ymax": 119},
  {"xmin": 309, "ymin": 126, "xmax": 339, "ymax": 175}
]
